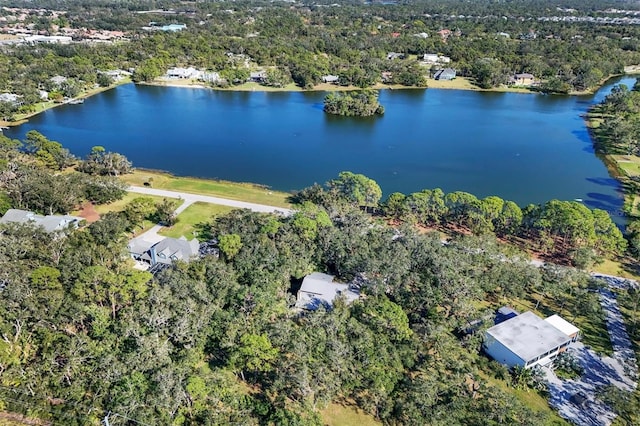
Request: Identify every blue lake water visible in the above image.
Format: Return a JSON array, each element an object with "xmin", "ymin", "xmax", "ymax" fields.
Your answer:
[{"xmin": 5, "ymin": 77, "xmax": 637, "ymax": 215}]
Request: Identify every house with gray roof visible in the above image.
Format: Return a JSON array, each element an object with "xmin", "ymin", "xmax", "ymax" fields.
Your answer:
[
  {"xmin": 434, "ymin": 68, "xmax": 456, "ymax": 80},
  {"xmin": 483, "ymin": 311, "xmax": 579, "ymax": 369},
  {"xmin": 295, "ymin": 272, "xmax": 360, "ymax": 310},
  {"xmin": 128, "ymin": 236, "xmax": 199, "ymax": 266},
  {"xmin": 0, "ymin": 209, "xmax": 82, "ymax": 232}
]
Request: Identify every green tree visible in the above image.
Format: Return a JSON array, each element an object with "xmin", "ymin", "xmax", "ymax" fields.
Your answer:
[
  {"xmin": 328, "ymin": 171, "xmax": 382, "ymax": 208},
  {"xmin": 219, "ymin": 233, "xmax": 243, "ymax": 259}
]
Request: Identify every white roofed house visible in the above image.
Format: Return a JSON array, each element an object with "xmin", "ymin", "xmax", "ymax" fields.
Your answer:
[
  {"xmin": 166, "ymin": 67, "xmax": 200, "ymax": 79},
  {"xmin": 422, "ymin": 53, "xmax": 451, "ymax": 64},
  {"xmin": 483, "ymin": 311, "xmax": 579, "ymax": 369},
  {"xmin": 295, "ymin": 272, "xmax": 360, "ymax": 310}
]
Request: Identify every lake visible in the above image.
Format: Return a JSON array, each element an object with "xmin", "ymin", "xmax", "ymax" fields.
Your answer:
[{"xmin": 5, "ymin": 78, "xmax": 636, "ymax": 215}]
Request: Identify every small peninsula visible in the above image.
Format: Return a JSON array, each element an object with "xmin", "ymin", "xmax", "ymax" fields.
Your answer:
[{"xmin": 323, "ymin": 90, "xmax": 385, "ymax": 117}]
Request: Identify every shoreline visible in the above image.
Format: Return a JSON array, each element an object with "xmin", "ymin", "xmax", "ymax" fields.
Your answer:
[
  {"xmin": 3, "ymin": 71, "xmax": 637, "ymax": 128},
  {"xmin": 0, "ymin": 78, "xmax": 131, "ymax": 127},
  {"xmin": 141, "ymin": 76, "xmax": 537, "ymax": 94}
]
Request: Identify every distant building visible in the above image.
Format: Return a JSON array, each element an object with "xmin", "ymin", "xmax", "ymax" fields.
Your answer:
[
  {"xmin": 295, "ymin": 272, "xmax": 360, "ymax": 310},
  {"xmin": 423, "ymin": 53, "xmax": 451, "ymax": 64},
  {"xmin": 387, "ymin": 52, "xmax": 405, "ymax": 60},
  {"xmin": 434, "ymin": 68, "xmax": 456, "ymax": 80},
  {"xmin": 199, "ymin": 71, "xmax": 221, "ymax": 83},
  {"xmin": 497, "ymin": 32, "xmax": 511, "ymax": 38},
  {"xmin": 483, "ymin": 311, "xmax": 579, "ymax": 369},
  {"xmin": 321, "ymin": 75, "xmax": 339, "ymax": 84},
  {"xmin": 0, "ymin": 93, "xmax": 21, "ymax": 105},
  {"xmin": 50, "ymin": 75, "xmax": 67, "ymax": 86},
  {"xmin": 144, "ymin": 23, "xmax": 186, "ymax": 32},
  {"xmin": 166, "ymin": 67, "xmax": 200, "ymax": 79},
  {"xmin": 510, "ymin": 73, "xmax": 535, "ymax": 86},
  {"xmin": 23, "ymin": 35, "xmax": 72, "ymax": 44},
  {"xmin": 249, "ymin": 70, "xmax": 267, "ymax": 83},
  {"xmin": 129, "ymin": 236, "xmax": 199, "ymax": 267},
  {"xmin": 413, "ymin": 32, "xmax": 429, "ymax": 39},
  {"xmin": 0, "ymin": 209, "xmax": 82, "ymax": 232}
]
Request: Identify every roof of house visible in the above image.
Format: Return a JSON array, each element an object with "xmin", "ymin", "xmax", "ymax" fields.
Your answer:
[
  {"xmin": 515, "ymin": 73, "xmax": 535, "ymax": 79},
  {"xmin": 545, "ymin": 314, "xmax": 580, "ymax": 337},
  {"xmin": 0, "ymin": 209, "xmax": 81, "ymax": 232},
  {"xmin": 152, "ymin": 237, "xmax": 199, "ymax": 263},
  {"xmin": 485, "ymin": 311, "xmax": 571, "ymax": 363},
  {"xmin": 296, "ymin": 272, "xmax": 359, "ymax": 310}
]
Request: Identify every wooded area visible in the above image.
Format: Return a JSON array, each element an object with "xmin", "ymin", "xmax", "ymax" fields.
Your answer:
[
  {"xmin": 2, "ymin": 0, "xmax": 640, "ymax": 120},
  {"xmin": 0, "ymin": 134, "xmax": 637, "ymax": 424}
]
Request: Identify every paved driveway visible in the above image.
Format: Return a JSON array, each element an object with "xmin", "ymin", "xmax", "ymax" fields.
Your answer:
[{"xmin": 545, "ymin": 276, "xmax": 638, "ymax": 426}]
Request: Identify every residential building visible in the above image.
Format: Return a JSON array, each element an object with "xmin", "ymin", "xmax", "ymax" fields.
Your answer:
[
  {"xmin": 295, "ymin": 272, "xmax": 360, "ymax": 310},
  {"xmin": 545, "ymin": 314, "xmax": 581, "ymax": 342},
  {"xmin": 128, "ymin": 236, "xmax": 200, "ymax": 267},
  {"xmin": 511, "ymin": 73, "xmax": 535, "ymax": 86},
  {"xmin": 321, "ymin": 75, "xmax": 339, "ymax": 84},
  {"xmin": 434, "ymin": 68, "xmax": 456, "ymax": 80},
  {"xmin": 0, "ymin": 209, "xmax": 82, "ymax": 232},
  {"xmin": 249, "ymin": 71, "xmax": 267, "ymax": 83},
  {"xmin": 166, "ymin": 67, "xmax": 200, "ymax": 79},
  {"xmin": 387, "ymin": 52, "xmax": 405, "ymax": 60},
  {"xmin": 423, "ymin": 53, "xmax": 451, "ymax": 64},
  {"xmin": 199, "ymin": 71, "xmax": 221, "ymax": 83},
  {"xmin": 483, "ymin": 311, "xmax": 578, "ymax": 369},
  {"xmin": 0, "ymin": 93, "xmax": 21, "ymax": 105},
  {"xmin": 24, "ymin": 35, "xmax": 72, "ymax": 44},
  {"xmin": 50, "ymin": 75, "xmax": 67, "ymax": 86}
]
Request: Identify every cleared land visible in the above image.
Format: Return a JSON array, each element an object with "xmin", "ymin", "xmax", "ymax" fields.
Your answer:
[
  {"xmin": 320, "ymin": 403, "xmax": 381, "ymax": 426},
  {"xmin": 121, "ymin": 170, "xmax": 291, "ymax": 208},
  {"xmin": 158, "ymin": 202, "xmax": 234, "ymax": 239}
]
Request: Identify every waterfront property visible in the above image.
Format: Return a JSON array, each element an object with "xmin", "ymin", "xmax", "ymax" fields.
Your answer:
[
  {"xmin": 483, "ymin": 311, "xmax": 579, "ymax": 369},
  {"xmin": 5, "ymin": 77, "xmax": 632, "ymax": 212},
  {"xmin": 434, "ymin": 68, "xmax": 456, "ymax": 81},
  {"xmin": 295, "ymin": 272, "xmax": 360, "ymax": 310},
  {"xmin": 322, "ymin": 75, "xmax": 340, "ymax": 84},
  {"xmin": 0, "ymin": 209, "xmax": 82, "ymax": 232},
  {"xmin": 510, "ymin": 73, "xmax": 536, "ymax": 86}
]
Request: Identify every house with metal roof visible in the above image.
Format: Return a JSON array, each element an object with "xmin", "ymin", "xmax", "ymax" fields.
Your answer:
[
  {"xmin": 128, "ymin": 236, "xmax": 199, "ymax": 267},
  {"xmin": 434, "ymin": 68, "xmax": 456, "ymax": 80},
  {"xmin": 295, "ymin": 272, "xmax": 360, "ymax": 310},
  {"xmin": 483, "ymin": 311, "xmax": 578, "ymax": 369},
  {"xmin": 0, "ymin": 209, "xmax": 82, "ymax": 233}
]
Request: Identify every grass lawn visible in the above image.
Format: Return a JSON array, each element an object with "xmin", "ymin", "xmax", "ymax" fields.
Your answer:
[
  {"xmin": 121, "ymin": 170, "xmax": 292, "ymax": 208},
  {"xmin": 592, "ymin": 258, "xmax": 640, "ymax": 281},
  {"xmin": 610, "ymin": 154, "xmax": 640, "ymax": 176},
  {"xmin": 320, "ymin": 403, "xmax": 381, "ymax": 426},
  {"xmin": 476, "ymin": 371, "xmax": 569, "ymax": 425},
  {"xmin": 90, "ymin": 192, "xmax": 180, "ymax": 215},
  {"xmin": 159, "ymin": 202, "xmax": 234, "ymax": 240}
]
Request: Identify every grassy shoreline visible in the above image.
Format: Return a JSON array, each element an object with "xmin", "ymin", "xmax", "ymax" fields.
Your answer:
[
  {"xmin": 143, "ymin": 75, "xmax": 537, "ymax": 94},
  {"xmin": 3, "ymin": 71, "xmax": 636, "ymax": 127},
  {"xmin": 120, "ymin": 169, "xmax": 292, "ymax": 208},
  {"xmin": 0, "ymin": 78, "xmax": 131, "ymax": 127}
]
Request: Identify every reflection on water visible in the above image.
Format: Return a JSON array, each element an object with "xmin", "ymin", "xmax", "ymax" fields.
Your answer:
[{"xmin": 4, "ymin": 77, "xmax": 635, "ymax": 218}]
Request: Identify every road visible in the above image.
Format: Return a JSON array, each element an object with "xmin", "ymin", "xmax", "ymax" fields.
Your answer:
[{"xmin": 128, "ymin": 185, "xmax": 293, "ymax": 216}]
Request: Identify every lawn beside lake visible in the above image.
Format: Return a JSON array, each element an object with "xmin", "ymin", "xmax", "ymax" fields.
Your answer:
[{"xmin": 121, "ymin": 170, "xmax": 292, "ymax": 208}]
